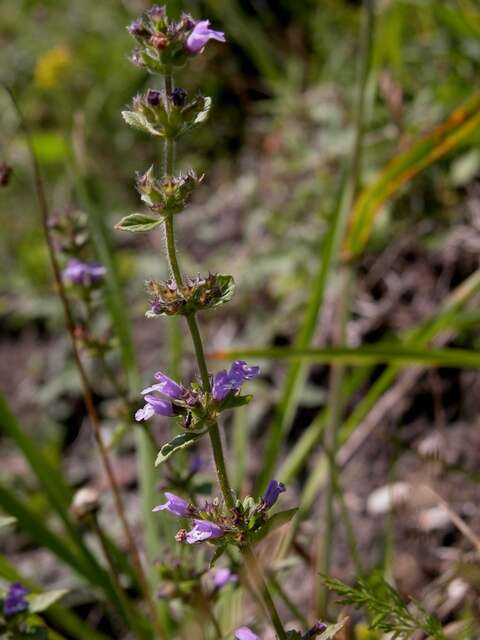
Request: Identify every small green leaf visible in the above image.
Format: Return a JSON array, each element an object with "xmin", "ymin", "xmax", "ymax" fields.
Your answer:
[
  {"xmin": 28, "ymin": 589, "xmax": 68, "ymax": 613},
  {"xmin": 209, "ymin": 545, "xmax": 227, "ymax": 568},
  {"xmin": 317, "ymin": 619, "xmax": 347, "ymax": 639},
  {"xmin": 251, "ymin": 508, "xmax": 298, "ymax": 544},
  {"xmin": 121, "ymin": 110, "xmax": 161, "ymax": 137},
  {"xmin": 155, "ymin": 431, "xmax": 207, "ymax": 466},
  {"xmin": 217, "ymin": 394, "xmax": 252, "ymax": 413},
  {"xmin": 115, "ymin": 213, "xmax": 163, "ymax": 233}
]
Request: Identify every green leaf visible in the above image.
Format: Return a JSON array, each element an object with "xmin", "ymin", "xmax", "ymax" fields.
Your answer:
[
  {"xmin": 344, "ymin": 91, "xmax": 480, "ymax": 259},
  {"xmin": 121, "ymin": 110, "xmax": 161, "ymax": 137},
  {"xmin": 317, "ymin": 620, "xmax": 347, "ymax": 639},
  {"xmin": 155, "ymin": 431, "xmax": 207, "ymax": 466},
  {"xmin": 217, "ymin": 394, "xmax": 252, "ymax": 413},
  {"xmin": 209, "ymin": 546, "xmax": 227, "ymax": 568},
  {"xmin": 115, "ymin": 213, "xmax": 163, "ymax": 233},
  {"xmin": 251, "ymin": 508, "xmax": 298, "ymax": 544},
  {"xmin": 28, "ymin": 590, "xmax": 68, "ymax": 614},
  {"xmin": 210, "ymin": 345, "xmax": 480, "ymax": 368}
]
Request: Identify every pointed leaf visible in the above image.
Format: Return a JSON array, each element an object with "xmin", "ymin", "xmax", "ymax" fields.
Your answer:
[
  {"xmin": 317, "ymin": 620, "xmax": 347, "ymax": 640},
  {"xmin": 155, "ymin": 431, "xmax": 207, "ymax": 466},
  {"xmin": 121, "ymin": 110, "xmax": 161, "ymax": 136},
  {"xmin": 209, "ymin": 545, "xmax": 227, "ymax": 568},
  {"xmin": 0, "ymin": 516, "xmax": 16, "ymax": 529},
  {"xmin": 28, "ymin": 590, "xmax": 68, "ymax": 613},
  {"xmin": 115, "ymin": 213, "xmax": 163, "ymax": 233},
  {"xmin": 251, "ymin": 508, "xmax": 298, "ymax": 544}
]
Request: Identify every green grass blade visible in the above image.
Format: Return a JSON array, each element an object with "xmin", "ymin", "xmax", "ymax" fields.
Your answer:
[
  {"xmin": 344, "ymin": 91, "xmax": 480, "ymax": 259},
  {"xmin": 210, "ymin": 344, "xmax": 480, "ymax": 368}
]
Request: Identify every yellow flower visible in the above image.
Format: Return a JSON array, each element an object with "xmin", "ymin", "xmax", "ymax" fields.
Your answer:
[{"xmin": 34, "ymin": 45, "xmax": 73, "ymax": 90}]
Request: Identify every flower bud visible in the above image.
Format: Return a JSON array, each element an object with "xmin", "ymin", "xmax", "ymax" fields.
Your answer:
[
  {"xmin": 71, "ymin": 487, "xmax": 100, "ymax": 520},
  {"xmin": 171, "ymin": 87, "xmax": 188, "ymax": 107},
  {"xmin": 146, "ymin": 89, "xmax": 162, "ymax": 107},
  {"xmin": 150, "ymin": 32, "xmax": 168, "ymax": 50}
]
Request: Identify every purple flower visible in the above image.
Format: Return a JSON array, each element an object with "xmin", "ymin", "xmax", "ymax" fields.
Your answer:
[
  {"xmin": 147, "ymin": 5, "xmax": 166, "ymax": 20},
  {"xmin": 135, "ymin": 395, "xmax": 174, "ymax": 421},
  {"xmin": 212, "ymin": 360, "xmax": 260, "ymax": 401},
  {"xmin": 171, "ymin": 87, "xmax": 188, "ymax": 107},
  {"xmin": 235, "ymin": 628, "xmax": 260, "ymax": 640},
  {"xmin": 153, "ymin": 492, "xmax": 190, "ymax": 517},
  {"xmin": 63, "ymin": 259, "xmax": 106, "ymax": 286},
  {"xmin": 212, "ymin": 567, "xmax": 237, "ymax": 589},
  {"xmin": 186, "ymin": 20, "xmax": 226, "ymax": 55},
  {"xmin": 262, "ymin": 480, "xmax": 286, "ymax": 509},
  {"xmin": 4, "ymin": 582, "xmax": 28, "ymax": 617},
  {"xmin": 185, "ymin": 519, "xmax": 223, "ymax": 544},
  {"xmin": 146, "ymin": 89, "xmax": 162, "ymax": 107}
]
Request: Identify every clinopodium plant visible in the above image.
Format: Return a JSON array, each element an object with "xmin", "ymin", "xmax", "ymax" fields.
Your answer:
[{"xmin": 116, "ymin": 5, "xmax": 331, "ymax": 639}]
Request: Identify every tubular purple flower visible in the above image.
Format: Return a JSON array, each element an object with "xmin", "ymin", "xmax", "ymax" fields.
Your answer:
[
  {"xmin": 186, "ymin": 20, "xmax": 226, "ymax": 55},
  {"xmin": 212, "ymin": 360, "xmax": 260, "ymax": 401},
  {"xmin": 63, "ymin": 259, "xmax": 106, "ymax": 286},
  {"xmin": 235, "ymin": 628, "xmax": 260, "ymax": 640},
  {"xmin": 262, "ymin": 480, "xmax": 286, "ymax": 509},
  {"xmin": 153, "ymin": 492, "xmax": 190, "ymax": 517},
  {"xmin": 127, "ymin": 19, "xmax": 148, "ymax": 37},
  {"xmin": 4, "ymin": 582, "xmax": 28, "ymax": 617},
  {"xmin": 135, "ymin": 395, "xmax": 175, "ymax": 421},
  {"xmin": 213, "ymin": 567, "xmax": 237, "ymax": 589},
  {"xmin": 185, "ymin": 519, "xmax": 223, "ymax": 544}
]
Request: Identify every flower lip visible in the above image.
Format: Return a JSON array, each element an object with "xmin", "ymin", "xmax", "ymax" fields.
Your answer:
[
  {"xmin": 135, "ymin": 396, "xmax": 175, "ymax": 421},
  {"xmin": 185, "ymin": 19, "xmax": 226, "ymax": 55},
  {"xmin": 185, "ymin": 519, "xmax": 223, "ymax": 544},
  {"xmin": 153, "ymin": 492, "xmax": 190, "ymax": 517}
]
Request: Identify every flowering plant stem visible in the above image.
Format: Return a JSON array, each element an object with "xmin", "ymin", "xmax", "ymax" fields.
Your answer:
[
  {"xmin": 163, "ymin": 71, "xmax": 287, "ymax": 638},
  {"xmin": 4, "ymin": 84, "xmax": 163, "ymax": 640}
]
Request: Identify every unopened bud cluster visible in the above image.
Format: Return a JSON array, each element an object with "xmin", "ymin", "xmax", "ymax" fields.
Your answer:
[
  {"xmin": 146, "ymin": 273, "xmax": 235, "ymax": 317},
  {"xmin": 137, "ymin": 165, "xmax": 202, "ymax": 215}
]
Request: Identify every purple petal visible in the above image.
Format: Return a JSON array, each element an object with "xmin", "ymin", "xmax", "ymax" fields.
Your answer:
[
  {"xmin": 153, "ymin": 371, "xmax": 185, "ymax": 399},
  {"xmin": 186, "ymin": 20, "xmax": 226, "ymax": 55},
  {"xmin": 135, "ymin": 403, "xmax": 155, "ymax": 422},
  {"xmin": 235, "ymin": 628, "xmax": 260, "ymax": 640},
  {"xmin": 4, "ymin": 582, "xmax": 28, "ymax": 617},
  {"xmin": 213, "ymin": 567, "xmax": 237, "ymax": 589},
  {"xmin": 186, "ymin": 519, "xmax": 223, "ymax": 544},
  {"xmin": 144, "ymin": 395, "xmax": 175, "ymax": 417},
  {"xmin": 230, "ymin": 361, "xmax": 260, "ymax": 380},
  {"xmin": 153, "ymin": 492, "xmax": 190, "ymax": 517},
  {"xmin": 63, "ymin": 259, "xmax": 106, "ymax": 286}
]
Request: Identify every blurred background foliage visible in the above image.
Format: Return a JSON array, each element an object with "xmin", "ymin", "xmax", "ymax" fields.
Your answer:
[{"xmin": 2, "ymin": 0, "xmax": 480, "ymax": 635}]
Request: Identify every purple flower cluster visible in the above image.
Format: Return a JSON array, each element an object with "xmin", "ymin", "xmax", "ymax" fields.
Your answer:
[
  {"xmin": 3, "ymin": 582, "xmax": 28, "ymax": 617},
  {"xmin": 153, "ymin": 492, "xmax": 223, "ymax": 544},
  {"xmin": 212, "ymin": 361, "xmax": 260, "ymax": 401},
  {"xmin": 186, "ymin": 20, "xmax": 226, "ymax": 55},
  {"xmin": 135, "ymin": 361, "xmax": 259, "ymax": 422},
  {"xmin": 63, "ymin": 259, "xmax": 106, "ymax": 287}
]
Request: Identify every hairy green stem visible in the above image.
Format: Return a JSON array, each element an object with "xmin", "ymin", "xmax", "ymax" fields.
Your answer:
[{"xmin": 162, "ymin": 69, "xmax": 286, "ymax": 637}]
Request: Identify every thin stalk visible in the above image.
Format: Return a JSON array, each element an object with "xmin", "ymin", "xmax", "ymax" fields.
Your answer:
[
  {"xmin": 269, "ymin": 573, "xmax": 309, "ymax": 628},
  {"xmin": 4, "ymin": 85, "xmax": 163, "ymax": 639},
  {"xmin": 162, "ymin": 71, "xmax": 286, "ymax": 637},
  {"xmin": 316, "ymin": 0, "xmax": 375, "ymax": 618}
]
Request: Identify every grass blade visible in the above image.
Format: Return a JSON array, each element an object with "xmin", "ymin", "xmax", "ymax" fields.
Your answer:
[{"xmin": 344, "ymin": 91, "xmax": 480, "ymax": 259}]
